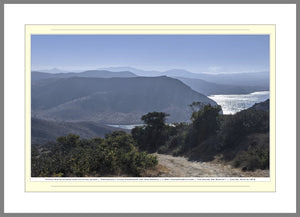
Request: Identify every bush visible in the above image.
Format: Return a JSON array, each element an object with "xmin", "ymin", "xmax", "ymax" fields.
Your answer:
[
  {"xmin": 233, "ymin": 147, "xmax": 269, "ymax": 171},
  {"xmin": 157, "ymin": 123, "xmax": 189, "ymax": 155},
  {"xmin": 31, "ymin": 132, "xmax": 158, "ymax": 177},
  {"xmin": 218, "ymin": 109, "xmax": 269, "ymax": 150}
]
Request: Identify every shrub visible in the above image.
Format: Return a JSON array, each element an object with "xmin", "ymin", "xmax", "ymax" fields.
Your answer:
[
  {"xmin": 218, "ymin": 109, "xmax": 269, "ymax": 150},
  {"xmin": 233, "ymin": 147, "xmax": 269, "ymax": 171},
  {"xmin": 158, "ymin": 123, "xmax": 189, "ymax": 155},
  {"xmin": 31, "ymin": 132, "xmax": 158, "ymax": 177}
]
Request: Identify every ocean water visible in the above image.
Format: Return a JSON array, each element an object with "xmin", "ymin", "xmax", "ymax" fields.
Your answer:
[{"xmin": 208, "ymin": 91, "xmax": 270, "ymax": 115}]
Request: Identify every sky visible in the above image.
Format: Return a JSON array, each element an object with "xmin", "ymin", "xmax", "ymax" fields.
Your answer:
[{"xmin": 31, "ymin": 34, "xmax": 269, "ymax": 74}]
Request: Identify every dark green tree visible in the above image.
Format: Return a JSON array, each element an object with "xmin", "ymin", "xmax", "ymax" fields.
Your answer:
[
  {"xmin": 132, "ymin": 112, "xmax": 169, "ymax": 153},
  {"xmin": 188, "ymin": 103, "xmax": 222, "ymax": 147},
  {"xmin": 141, "ymin": 112, "xmax": 169, "ymax": 128}
]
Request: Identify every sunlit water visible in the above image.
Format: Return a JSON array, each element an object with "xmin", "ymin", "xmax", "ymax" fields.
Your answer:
[
  {"xmin": 107, "ymin": 124, "xmax": 144, "ymax": 130},
  {"xmin": 208, "ymin": 91, "xmax": 270, "ymax": 114},
  {"xmin": 107, "ymin": 123, "xmax": 176, "ymax": 130}
]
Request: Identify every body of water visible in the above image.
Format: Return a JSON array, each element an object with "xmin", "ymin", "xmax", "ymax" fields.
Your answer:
[
  {"xmin": 208, "ymin": 91, "xmax": 270, "ymax": 114},
  {"xmin": 107, "ymin": 123, "xmax": 176, "ymax": 130},
  {"xmin": 107, "ymin": 124, "xmax": 144, "ymax": 130}
]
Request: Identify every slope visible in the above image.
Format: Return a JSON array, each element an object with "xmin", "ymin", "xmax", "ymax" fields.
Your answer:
[
  {"xmin": 32, "ymin": 76, "xmax": 217, "ymax": 124},
  {"xmin": 31, "ymin": 117, "xmax": 128, "ymax": 145}
]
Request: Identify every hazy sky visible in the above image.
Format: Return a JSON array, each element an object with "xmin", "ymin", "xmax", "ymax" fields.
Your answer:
[{"xmin": 31, "ymin": 34, "xmax": 269, "ymax": 74}]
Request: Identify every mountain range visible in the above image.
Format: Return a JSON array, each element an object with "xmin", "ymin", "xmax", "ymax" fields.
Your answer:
[
  {"xmin": 32, "ymin": 76, "xmax": 216, "ymax": 124},
  {"xmin": 32, "ymin": 70, "xmax": 136, "ymax": 81},
  {"xmin": 174, "ymin": 77, "xmax": 267, "ymax": 96},
  {"xmin": 96, "ymin": 67, "xmax": 269, "ymax": 88},
  {"xmin": 32, "ymin": 67, "xmax": 269, "ymax": 96}
]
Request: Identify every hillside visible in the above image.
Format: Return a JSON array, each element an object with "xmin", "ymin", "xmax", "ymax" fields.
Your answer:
[
  {"xmin": 250, "ymin": 99, "xmax": 269, "ymax": 111},
  {"xmin": 32, "ymin": 76, "xmax": 216, "ymax": 124},
  {"xmin": 31, "ymin": 117, "xmax": 127, "ymax": 145}
]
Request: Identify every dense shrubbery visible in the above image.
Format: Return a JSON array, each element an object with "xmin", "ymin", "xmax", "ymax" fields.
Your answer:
[
  {"xmin": 158, "ymin": 123, "xmax": 189, "ymax": 156},
  {"xmin": 132, "ymin": 102, "xmax": 269, "ymax": 171},
  {"xmin": 31, "ymin": 131, "xmax": 157, "ymax": 177},
  {"xmin": 233, "ymin": 146, "xmax": 269, "ymax": 171},
  {"xmin": 218, "ymin": 108, "xmax": 269, "ymax": 151}
]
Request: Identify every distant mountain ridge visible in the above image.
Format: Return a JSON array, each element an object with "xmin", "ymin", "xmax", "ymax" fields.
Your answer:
[
  {"xmin": 175, "ymin": 77, "xmax": 267, "ymax": 96},
  {"xmin": 32, "ymin": 76, "xmax": 216, "ymax": 124},
  {"xmin": 32, "ymin": 70, "xmax": 137, "ymax": 81},
  {"xmin": 96, "ymin": 67, "xmax": 269, "ymax": 91},
  {"xmin": 33, "ymin": 67, "xmax": 269, "ymax": 96},
  {"xmin": 35, "ymin": 68, "xmax": 70, "ymax": 73}
]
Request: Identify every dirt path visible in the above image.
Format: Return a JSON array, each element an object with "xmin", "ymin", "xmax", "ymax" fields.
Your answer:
[{"xmin": 145, "ymin": 153, "xmax": 269, "ymax": 177}]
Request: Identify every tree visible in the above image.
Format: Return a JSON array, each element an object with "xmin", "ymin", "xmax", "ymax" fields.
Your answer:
[
  {"xmin": 189, "ymin": 101, "xmax": 205, "ymax": 113},
  {"xmin": 188, "ymin": 103, "xmax": 222, "ymax": 146},
  {"xmin": 132, "ymin": 112, "xmax": 169, "ymax": 153},
  {"xmin": 141, "ymin": 112, "xmax": 169, "ymax": 128}
]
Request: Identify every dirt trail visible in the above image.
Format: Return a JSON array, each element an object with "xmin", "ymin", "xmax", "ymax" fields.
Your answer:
[{"xmin": 146, "ymin": 153, "xmax": 269, "ymax": 177}]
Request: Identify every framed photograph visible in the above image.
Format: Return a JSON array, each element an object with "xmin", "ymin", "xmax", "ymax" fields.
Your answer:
[{"xmin": 25, "ymin": 24, "xmax": 275, "ymax": 192}]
